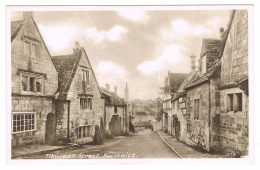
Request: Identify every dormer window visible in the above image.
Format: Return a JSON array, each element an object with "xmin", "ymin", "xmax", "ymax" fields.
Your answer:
[{"xmin": 24, "ymin": 39, "xmax": 40, "ymax": 58}]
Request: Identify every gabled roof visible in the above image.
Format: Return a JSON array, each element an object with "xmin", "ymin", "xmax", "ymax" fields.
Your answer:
[
  {"xmin": 165, "ymin": 73, "xmax": 188, "ymax": 93},
  {"xmin": 100, "ymin": 87, "xmax": 126, "ymax": 106},
  {"xmin": 200, "ymin": 39, "xmax": 225, "ymax": 57},
  {"xmin": 52, "ymin": 51, "xmax": 82, "ymax": 99}
]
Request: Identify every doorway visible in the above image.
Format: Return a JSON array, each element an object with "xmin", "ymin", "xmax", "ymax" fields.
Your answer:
[{"xmin": 45, "ymin": 113, "xmax": 56, "ymax": 144}]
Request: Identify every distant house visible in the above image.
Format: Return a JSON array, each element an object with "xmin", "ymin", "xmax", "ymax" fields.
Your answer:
[
  {"xmin": 11, "ymin": 12, "xmax": 59, "ymax": 147},
  {"xmin": 134, "ymin": 121, "xmax": 152, "ymax": 131},
  {"xmin": 100, "ymin": 84, "xmax": 129, "ymax": 136},
  {"xmin": 162, "ymin": 72, "xmax": 188, "ymax": 133},
  {"xmin": 52, "ymin": 42, "xmax": 104, "ymax": 145}
]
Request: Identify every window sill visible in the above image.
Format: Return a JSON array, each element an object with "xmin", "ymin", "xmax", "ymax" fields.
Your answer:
[
  {"xmin": 21, "ymin": 91, "xmax": 45, "ymax": 96},
  {"xmin": 12, "ymin": 129, "xmax": 36, "ymax": 135}
]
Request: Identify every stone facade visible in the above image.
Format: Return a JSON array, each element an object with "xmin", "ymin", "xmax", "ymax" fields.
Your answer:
[
  {"xmin": 11, "ymin": 14, "xmax": 58, "ymax": 147},
  {"xmin": 219, "ymin": 10, "xmax": 249, "ymax": 156},
  {"xmin": 55, "ymin": 49, "xmax": 104, "ymax": 145}
]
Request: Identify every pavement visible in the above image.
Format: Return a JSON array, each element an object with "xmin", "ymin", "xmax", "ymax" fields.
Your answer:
[
  {"xmin": 11, "ymin": 144, "xmax": 67, "ymax": 159},
  {"xmin": 157, "ymin": 131, "xmax": 229, "ymax": 158}
]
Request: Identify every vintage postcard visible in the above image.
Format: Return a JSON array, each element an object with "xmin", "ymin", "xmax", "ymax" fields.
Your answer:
[{"xmin": 6, "ymin": 5, "xmax": 254, "ymax": 164}]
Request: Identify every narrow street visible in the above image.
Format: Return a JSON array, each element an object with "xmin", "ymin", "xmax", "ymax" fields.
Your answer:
[{"xmin": 15, "ymin": 129, "xmax": 179, "ymax": 159}]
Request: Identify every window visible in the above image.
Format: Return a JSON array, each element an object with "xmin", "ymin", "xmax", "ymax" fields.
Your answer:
[
  {"xmin": 24, "ymin": 40, "xmax": 39, "ymax": 58},
  {"xmin": 20, "ymin": 73, "xmax": 44, "ymax": 93},
  {"xmin": 194, "ymin": 99, "xmax": 200, "ymax": 120},
  {"xmin": 36, "ymin": 79, "xmax": 42, "ymax": 92},
  {"xmin": 226, "ymin": 93, "xmax": 243, "ymax": 112},
  {"xmin": 80, "ymin": 97, "xmax": 92, "ymax": 110},
  {"xmin": 76, "ymin": 125, "xmax": 91, "ymax": 139},
  {"xmin": 12, "ymin": 112, "xmax": 36, "ymax": 133},
  {"xmin": 82, "ymin": 69, "xmax": 89, "ymax": 83},
  {"xmin": 227, "ymin": 94, "xmax": 234, "ymax": 111},
  {"xmin": 22, "ymin": 75, "xmax": 28, "ymax": 91}
]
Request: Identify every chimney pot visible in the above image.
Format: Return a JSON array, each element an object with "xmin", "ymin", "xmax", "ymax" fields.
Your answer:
[
  {"xmin": 105, "ymin": 84, "xmax": 110, "ymax": 91},
  {"xmin": 73, "ymin": 41, "xmax": 81, "ymax": 53},
  {"xmin": 220, "ymin": 27, "xmax": 225, "ymax": 37}
]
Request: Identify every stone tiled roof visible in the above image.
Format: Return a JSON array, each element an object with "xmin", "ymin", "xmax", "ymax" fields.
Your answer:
[
  {"xmin": 184, "ymin": 59, "xmax": 221, "ymax": 90},
  {"xmin": 11, "ymin": 20, "xmax": 22, "ymax": 36},
  {"xmin": 100, "ymin": 87, "xmax": 126, "ymax": 106},
  {"xmin": 165, "ymin": 73, "xmax": 188, "ymax": 93},
  {"xmin": 52, "ymin": 51, "xmax": 82, "ymax": 99},
  {"xmin": 200, "ymin": 38, "xmax": 225, "ymax": 57}
]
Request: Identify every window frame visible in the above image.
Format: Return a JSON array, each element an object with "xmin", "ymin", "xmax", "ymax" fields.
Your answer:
[
  {"xmin": 82, "ymin": 69, "xmax": 90, "ymax": 83},
  {"xmin": 226, "ymin": 92, "xmax": 243, "ymax": 113},
  {"xmin": 23, "ymin": 39, "xmax": 40, "ymax": 58},
  {"xmin": 12, "ymin": 112, "xmax": 37, "ymax": 134},
  {"xmin": 80, "ymin": 97, "xmax": 93, "ymax": 110},
  {"xmin": 19, "ymin": 71, "xmax": 45, "ymax": 94},
  {"xmin": 194, "ymin": 99, "xmax": 200, "ymax": 120},
  {"xmin": 76, "ymin": 125, "xmax": 91, "ymax": 139}
]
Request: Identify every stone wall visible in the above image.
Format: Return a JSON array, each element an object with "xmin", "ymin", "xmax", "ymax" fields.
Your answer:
[
  {"xmin": 219, "ymin": 10, "xmax": 249, "ymax": 156},
  {"xmin": 105, "ymin": 105, "xmax": 125, "ymax": 135},
  {"xmin": 219, "ymin": 87, "xmax": 248, "ymax": 155},
  {"xmin": 221, "ymin": 10, "xmax": 248, "ymax": 85},
  {"xmin": 12, "ymin": 95, "xmax": 55, "ymax": 147},
  {"xmin": 186, "ymin": 83, "xmax": 210, "ymax": 151}
]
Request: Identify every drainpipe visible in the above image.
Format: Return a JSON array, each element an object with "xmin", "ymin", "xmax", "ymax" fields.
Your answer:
[
  {"xmin": 208, "ymin": 81, "xmax": 211, "ymax": 151},
  {"xmin": 67, "ymin": 100, "xmax": 71, "ymax": 142}
]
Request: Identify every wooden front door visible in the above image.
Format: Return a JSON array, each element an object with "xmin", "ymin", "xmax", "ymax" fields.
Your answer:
[{"xmin": 45, "ymin": 113, "xmax": 56, "ymax": 143}]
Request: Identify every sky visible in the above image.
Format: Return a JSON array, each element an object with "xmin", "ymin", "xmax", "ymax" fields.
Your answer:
[{"xmin": 11, "ymin": 7, "xmax": 230, "ymax": 100}]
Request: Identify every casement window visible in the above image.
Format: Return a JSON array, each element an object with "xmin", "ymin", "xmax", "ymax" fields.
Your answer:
[
  {"xmin": 20, "ymin": 73, "xmax": 44, "ymax": 93},
  {"xmin": 194, "ymin": 99, "xmax": 200, "ymax": 120},
  {"xmin": 80, "ymin": 97, "xmax": 92, "ymax": 110},
  {"xmin": 76, "ymin": 125, "xmax": 91, "ymax": 139},
  {"xmin": 24, "ymin": 40, "xmax": 40, "ymax": 58},
  {"xmin": 226, "ymin": 93, "xmax": 243, "ymax": 112},
  {"xmin": 12, "ymin": 112, "xmax": 36, "ymax": 133},
  {"xmin": 82, "ymin": 69, "xmax": 89, "ymax": 83}
]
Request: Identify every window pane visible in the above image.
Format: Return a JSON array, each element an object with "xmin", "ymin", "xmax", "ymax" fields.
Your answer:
[
  {"xmin": 31, "ymin": 44, "xmax": 36, "ymax": 56},
  {"xmin": 22, "ymin": 76, "xmax": 27, "ymax": 91},
  {"xmin": 237, "ymin": 93, "xmax": 243, "ymax": 111},
  {"xmin": 30, "ymin": 77, "xmax": 35, "ymax": 92},
  {"xmin": 25, "ymin": 42, "xmax": 31, "ymax": 55},
  {"xmin": 36, "ymin": 79, "xmax": 41, "ymax": 92}
]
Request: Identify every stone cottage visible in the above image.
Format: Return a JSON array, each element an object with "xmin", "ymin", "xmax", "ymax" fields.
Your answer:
[
  {"xmin": 51, "ymin": 42, "xmax": 104, "ymax": 145},
  {"xmin": 162, "ymin": 71, "xmax": 188, "ymax": 133},
  {"xmin": 11, "ymin": 12, "xmax": 59, "ymax": 147},
  {"xmin": 183, "ymin": 38, "xmax": 225, "ymax": 152},
  {"xmin": 219, "ymin": 10, "xmax": 249, "ymax": 155},
  {"xmin": 100, "ymin": 84, "xmax": 129, "ymax": 136}
]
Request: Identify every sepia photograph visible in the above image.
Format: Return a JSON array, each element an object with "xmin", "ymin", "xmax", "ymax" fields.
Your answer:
[{"xmin": 7, "ymin": 5, "xmax": 253, "ymax": 163}]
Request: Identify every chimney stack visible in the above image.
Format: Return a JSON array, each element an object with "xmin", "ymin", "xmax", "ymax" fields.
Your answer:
[
  {"xmin": 105, "ymin": 84, "xmax": 110, "ymax": 91},
  {"xmin": 23, "ymin": 11, "xmax": 33, "ymax": 19},
  {"xmin": 73, "ymin": 41, "xmax": 81, "ymax": 53},
  {"xmin": 114, "ymin": 86, "xmax": 117, "ymax": 95},
  {"xmin": 190, "ymin": 54, "xmax": 197, "ymax": 72},
  {"xmin": 219, "ymin": 27, "xmax": 224, "ymax": 38}
]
